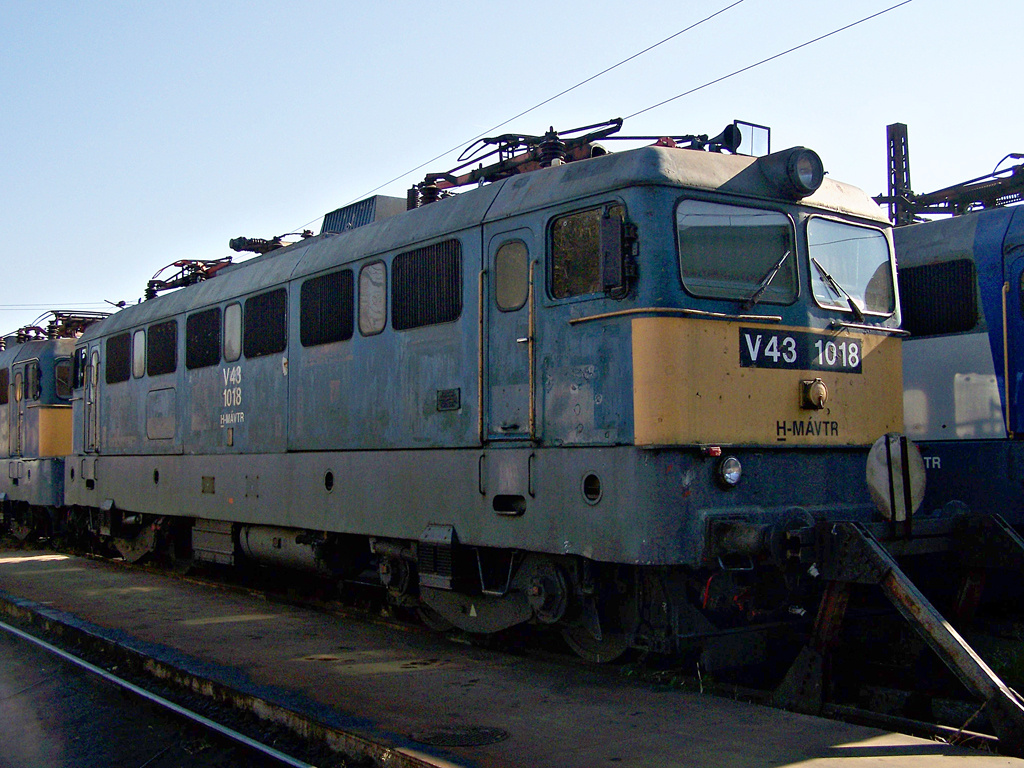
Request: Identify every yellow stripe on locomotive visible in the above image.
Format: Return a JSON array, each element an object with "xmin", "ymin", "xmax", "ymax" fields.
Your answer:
[{"xmin": 632, "ymin": 317, "xmax": 901, "ymax": 446}]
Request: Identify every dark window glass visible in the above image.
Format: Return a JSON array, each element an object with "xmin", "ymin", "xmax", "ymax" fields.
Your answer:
[
  {"xmin": 73, "ymin": 347, "xmax": 88, "ymax": 389},
  {"xmin": 898, "ymin": 259, "xmax": 978, "ymax": 336},
  {"xmin": 301, "ymin": 270, "xmax": 354, "ymax": 347},
  {"xmin": 244, "ymin": 288, "xmax": 287, "ymax": 358},
  {"xmin": 105, "ymin": 333, "xmax": 131, "ymax": 384},
  {"xmin": 0, "ymin": 368, "xmax": 8, "ymax": 405},
  {"xmin": 551, "ymin": 205, "xmax": 625, "ymax": 299},
  {"xmin": 148, "ymin": 320, "xmax": 178, "ymax": 376},
  {"xmin": 26, "ymin": 362, "xmax": 40, "ymax": 400},
  {"xmin": 186, "ymin": 308, "xmax": 222, "ymax": 370},
  {"xmin": 55, "ymin": 359, "xmax": 73, "ymax": 400},
  {"xmin": 392, "ymin": 240, "xmax": 462, "ymax": 330},
  {"xmin": 677, "ymin": 201, "xmax": 796, "ymax": 304}
]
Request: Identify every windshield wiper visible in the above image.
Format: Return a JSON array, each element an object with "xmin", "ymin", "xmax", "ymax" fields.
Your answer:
[
  {"xmin": 742, "ymin": 251, "xmax": 790, "ymax": 310},
  {"xmin": 811, "ymin": 257, "xmax": 865, "ymax": 322}
]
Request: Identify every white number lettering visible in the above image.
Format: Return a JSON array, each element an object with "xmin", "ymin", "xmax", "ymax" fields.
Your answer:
[
  {"xmin": 848, "ymin": 342, "xmax": 860, "ymax": 368},
  {"xmin": 765, "ymin": 335, "xmax": 780, "ymax": 362},
  {"xmin": 824, "ymin": 341, "xmax": 837, "ymax": 366},
  {"xmin": 222, "ymin": 386, "xmax": 242, "ymax": 408},
  {"xmin": 782, "ymin": 336, "xmax": 797, "ymax": 364},
  {"xmin": 744, "ymin": 334, "xmax": 762, "ymax": 361}
]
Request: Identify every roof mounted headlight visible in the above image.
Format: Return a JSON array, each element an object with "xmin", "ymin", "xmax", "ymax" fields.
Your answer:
[{"xmin": 757, "ymin": 146, "xmax": 825, "ymax": 199}]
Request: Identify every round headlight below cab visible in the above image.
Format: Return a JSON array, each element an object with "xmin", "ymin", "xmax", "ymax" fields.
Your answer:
[{"xmin": 716, "ymin": 456, "xmax": 743, "ymax": 489}]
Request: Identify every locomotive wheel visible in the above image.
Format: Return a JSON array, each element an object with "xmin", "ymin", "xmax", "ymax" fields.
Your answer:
[
  {"xmin": 560, "ymin": 624, "xmax": 631, "ymax": 664},
  {"xmin": 560, "ymin": 586, "xmax": 639, "ymax": 664}
]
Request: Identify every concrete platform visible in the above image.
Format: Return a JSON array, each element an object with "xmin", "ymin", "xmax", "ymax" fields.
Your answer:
[{"xmin": 0, "ymin": 546, "xmax": 1019, "ymax": 767}]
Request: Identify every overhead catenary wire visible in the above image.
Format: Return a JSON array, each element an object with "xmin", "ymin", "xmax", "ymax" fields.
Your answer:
[
  {"xmin": 329, "ymin": 0, "xmax": 914, "ymax": 226},
  {"xmin": 7, "ymin": 3, "xmax": 916, "ymax": 332},
  {"xmin": 626, "ymin": 0, "xmax": 914, "ymax": 120},
  {"xmin": 329, "ymin": 0, "xmax": 747, "ymax": 214}
]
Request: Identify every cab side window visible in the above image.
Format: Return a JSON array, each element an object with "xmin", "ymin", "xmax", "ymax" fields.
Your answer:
[
  {"xmin": 550, "ymin": 204, "xmax": 624, "ymax": 299},
  {"xmin": 55, "ymin": 359, "xmax": 73, "ymax": 400}
]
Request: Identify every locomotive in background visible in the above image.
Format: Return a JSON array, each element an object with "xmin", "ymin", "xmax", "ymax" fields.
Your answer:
[
  {"xmin": 878, "ymin": 122, "xmax": 1024, "ymax": 528},
  {"xmin": 0, "ymin": 312, "xmax": 107, "ymax": 537}
]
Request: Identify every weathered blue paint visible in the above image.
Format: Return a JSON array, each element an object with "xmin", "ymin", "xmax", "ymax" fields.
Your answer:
[{"xmin": 61, "ymin": 142, "xmax": 897, "ymax": 574}]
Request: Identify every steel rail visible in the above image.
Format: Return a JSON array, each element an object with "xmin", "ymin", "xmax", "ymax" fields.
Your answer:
[{"xmin": 0, "ymin": 619, "xmax": 317, "ymax": 768}]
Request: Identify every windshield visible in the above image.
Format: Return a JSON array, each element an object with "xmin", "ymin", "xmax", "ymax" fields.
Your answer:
[
  {"xmin": 807, "ymin": 218, "xmax": 894, "ymax": 315},
  {"xmin": 677, "ymin": 200, "xmax": 797, "ymax": 304}
]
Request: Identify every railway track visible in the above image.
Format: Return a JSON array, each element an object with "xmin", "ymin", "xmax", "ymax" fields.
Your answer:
[
  {"xmin": 0, "ymin": 618, "xmax": 326, "ymax": 768},
  {"xmin": 0, "ymin": 546, "xmax": 453, "ymax": 767}
]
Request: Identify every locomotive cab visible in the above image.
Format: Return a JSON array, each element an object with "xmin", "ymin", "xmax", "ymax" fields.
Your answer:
[{"xmin": 0, "ymin": 333, "xmax": 76, "ymax": 537}]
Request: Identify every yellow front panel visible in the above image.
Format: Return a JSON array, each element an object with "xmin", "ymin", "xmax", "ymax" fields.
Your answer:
[
  {"xmin": 37, "ymin": 406, "xmax": 73, "ymax": 457},
  {"xmin": 632, "ymin": 317, "xmax": 901, "ymax": 446}
]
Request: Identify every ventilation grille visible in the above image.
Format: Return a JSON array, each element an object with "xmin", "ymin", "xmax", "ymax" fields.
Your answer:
[
  {"xmin": 392, "ymin": 240, "xmax": 462, "ymax": 331},
  {"xmin": 321, "ymin": 195, "xmax": 406, "ymax": 234},
  {"xmin": 899, "ymin": 259, "xmax": 978, "ymax": 337}
]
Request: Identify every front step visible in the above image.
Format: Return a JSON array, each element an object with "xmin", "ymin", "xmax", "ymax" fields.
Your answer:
[{"xmin": 776, "ymin": 516, "xmax": 1024, "ymax": 757}]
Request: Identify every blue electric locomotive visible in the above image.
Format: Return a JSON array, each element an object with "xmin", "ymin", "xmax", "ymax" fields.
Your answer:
[
  {"xmin": 899, "ymin": 205, "xmax": 1024, "ymax": 525},
  {"xmin": 2, "ymin": 122, "xmax": 911, "ymax": 664},
  {"xmin": 0, "ymin": 313, "xmax": 107, "ymax": 536}
]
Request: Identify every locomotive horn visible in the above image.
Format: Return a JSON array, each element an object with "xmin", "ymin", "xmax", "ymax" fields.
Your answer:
[{"xmin": 707, "ymin": 123, "xmax": 742, "ymax": 153}]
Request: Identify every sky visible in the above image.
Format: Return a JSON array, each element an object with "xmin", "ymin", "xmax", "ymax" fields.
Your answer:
[{"xmin": 1, "ymin": 0, "xmax": 1020, "ymax": 335}]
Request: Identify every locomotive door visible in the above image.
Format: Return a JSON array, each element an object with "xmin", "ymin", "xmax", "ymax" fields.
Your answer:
[
  {"xmin": 485, "ymin": 229, "xmax": 535, "ymax": 441},
  {"xmin": 84, "ymin": 347, "xmax": 100, "ymax": 452},
  {"xmin": 10, "ymin": 367, "xmax": 23, "ymax": 456}
]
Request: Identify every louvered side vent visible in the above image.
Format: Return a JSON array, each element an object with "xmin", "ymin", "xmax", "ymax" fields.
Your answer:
[
  {"xmin": 392, "ymin": 240, "xmax": 462, "ymax": 331},
  {"xmin": 321, "ymin": 195, "xmax": 406, "ymax": 234},
  {"xmin": 418, "ymin": 524, "xmax": 457, "ymax": 590},
  {"xmin": 898, "ymin": 258, "xmax": 979, "ymax": 337}
]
